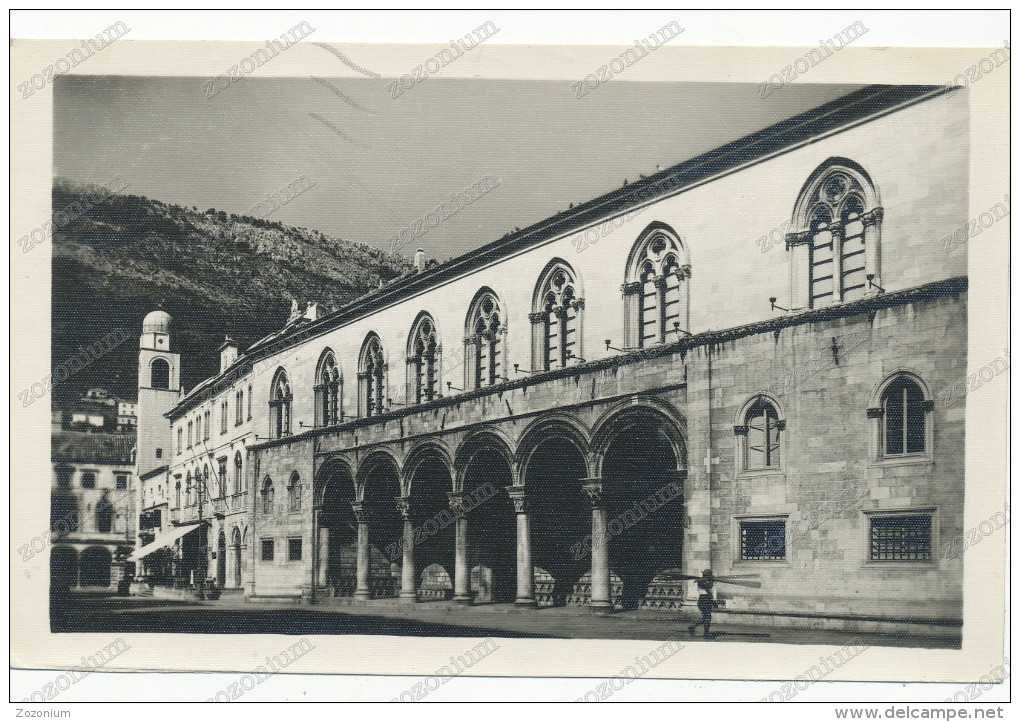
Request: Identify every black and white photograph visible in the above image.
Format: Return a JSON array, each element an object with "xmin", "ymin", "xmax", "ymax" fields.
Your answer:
[{"xmin": 10, "ymin": 9, "xmax": 1010, "ymax": 710}]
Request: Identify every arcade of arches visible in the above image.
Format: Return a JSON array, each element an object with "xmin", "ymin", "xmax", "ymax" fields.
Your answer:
[{"xmin": 310, "ymin": 405, "xmax": 687, "ymax": 610}]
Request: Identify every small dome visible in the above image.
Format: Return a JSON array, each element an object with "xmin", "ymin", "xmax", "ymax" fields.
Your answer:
[{"xmin": 142, "ymin": 310, "xmax": 173, "ymax": 335}]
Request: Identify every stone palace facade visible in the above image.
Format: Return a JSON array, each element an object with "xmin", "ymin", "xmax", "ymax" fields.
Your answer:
[{"xmin": 133, "ymin": 84, "xmax": 968, "ymax": 633}]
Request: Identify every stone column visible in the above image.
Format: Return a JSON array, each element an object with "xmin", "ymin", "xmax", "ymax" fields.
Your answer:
[
  {"xmin": 316, "ymin": 510, "xmax": 329, "ymax": 588},
  {"xmin": 351, "ymin": 501, "xmax": 371, "ymax": 600},
  {"xmin": 395, "ymin": 497, "xmax": 417, "ymax": 602},
  {"xmin": 447, "ymin": 492, "xmax": 471, "ymax": 604},
  {"xmin": 581, "ymin": 478, "xmax": 613, "ymax": 614},
  {"xmin": 829, "ymin": 222, "xmax": 845, "ymax": 304},
  {"xmin": 506, "ymin": 487, "xmax": 536, "ymax": 608},
  {"xmin": 785, "ymin": 230, "xmax": 813, "ymax": 311},
  {"xmin": 863, "ymin": 207, "xmax": 884, "ymax": 296}
]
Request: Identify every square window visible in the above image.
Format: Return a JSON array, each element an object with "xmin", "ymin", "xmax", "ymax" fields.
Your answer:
[
  {"xmin": 869, "ymin": 513, "xmax": 932, "ymax": 562},
  {"xmin": 155, "ymin": 448, "xmax": 163, "ymax": 459},
  {"xmin": 81, "ymin": 472, "xmax": 96, "ymax": 489},
  {"xmin": 288, "ymin": 538, "xmax": 302, "ymax": 562},
  {"xmin": 116, "ymin": 474, "xmax": 128, "ymax": 490},
  {"xmin": 740, "ymin": 519, "xmax": 786, "ymax": 560},
  {"xmin": 261, "ymin": 539, "xmax": 274, "ymax": 562}
]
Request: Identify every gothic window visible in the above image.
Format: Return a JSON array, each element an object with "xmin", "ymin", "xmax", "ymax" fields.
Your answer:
[
  {"xmin": 625, "ymin": 227, "xmax": 690, "ymax": 348},
  {"xmin": 217, "ymin": 458, "xmax": 227, "ymax": 499},
  {"xmin": 359, "ymin": 335, "xmax": 386, "ymax": 417},
  {"xmin": 150, "ymin": 358, "xmax": 170, "ymax": 389},
  {"xmin": 880, "ymin": 377, "xmax": 928, "ymax": 456},
  {"xmin": 233, "ymin": 452, "xmax": 243, "ymax": 495},
  {"xmin": 315, "ymin": 350, "xmax": 343, "ymax": 426},
  {"xmin": 408, "ymin": 314, "xmax": 440, "ymax": 404},
  {"xmin": 288, "ymin": 472, "xmax": 302, "ymax": 512},
  {"xmin": 466, "ymin": 290, "xmax": 504, "ymax": 389},
  {"xmin": 261, "ymin": 477, "xmax": 275, "ymax": 515},
  {"xmin": 269, "ymin": 369, "xmax": 292, "ymax": 438},
  {"xmin": 532, "ymin": 262, "xmax": 584, "ymax": 371},
  {"xmin": 96, "ymin": 494, "xmax": 113, "ymax": 533},
  {"xmin": 789, "ymin": 161, "xmax": 882, "ymax": 309},
  {"xmin": 735, "ymin": 397, "xmax": 785, "ymax": 474}
]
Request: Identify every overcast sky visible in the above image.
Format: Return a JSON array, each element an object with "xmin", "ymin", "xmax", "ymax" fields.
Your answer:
[{"xmin": 54, "ymin": 75, "xmax": 862, "ymax": 261}]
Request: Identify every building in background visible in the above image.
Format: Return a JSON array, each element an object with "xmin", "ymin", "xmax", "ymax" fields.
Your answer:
[
  {"xmin": 53, "ymin": 387, "xmax": 138, "ymax": 434},
  {"xmin": 50, "ymin": 431, "xmax": 137, "ymax": 592}
]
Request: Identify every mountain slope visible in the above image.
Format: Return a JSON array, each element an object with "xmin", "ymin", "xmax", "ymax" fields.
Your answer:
[{"xmin": 51, "ymin": 179, "xmax": 414, "ymax": 405}]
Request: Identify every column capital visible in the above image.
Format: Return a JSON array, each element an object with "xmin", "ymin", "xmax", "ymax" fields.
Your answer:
[
  {"xmin": 580, "ymin": 477, "xmax": 606, "ymax": 508},
  {"xmin": 350, "ymin": 500, "xmax": 371, "ymax": 523},
  {"xmin": 528, "ymin": 311, "xmax": 546, "ymax": 324},
  {"xmin": 506, "ymin": 486, "xmax": 529, "ymax": 514},
  {"xmin": 784, "ymin": 229, "xmax": 814, "ymax": 248},
  {"xmin": 395, "ymin": 496, "xmax": 413, "ymax": 520},
  {"xmin": 621, "ymin": 281, "xmax": 642, "ymax": 295},
  {"xmin": 447, "ymin": 491, "xmax": 467, "ymax": 514},
  {"xmin": 861, "ymin": 206, "xmax": 885, "ymax": 227}
]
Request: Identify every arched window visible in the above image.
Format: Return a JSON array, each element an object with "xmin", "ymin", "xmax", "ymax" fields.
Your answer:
[
  {"xmin": 788, "ymin": 160, "xmax": 882, "ymax": 309},
  {"xmin": 150, "ymin": 358, "xmax": 170, "ymax": 390},
  {"xmin": 269, "ymin": 369, "xmax": 292, "ymax": 438},
  {"xmin": 288, "ymin": 472, "xmax": 302, "ymax": 512},
  {"xmin": 359, "ymin": 335, "xmax": 386, "ymax": 417},
  {"xmin": 407, "ymin": 314, "xmax": 440, "ymax": 404},
  {"xmin": 261, "ymin": 477, "xmax": 275, "ymax": 515},
  {"xmin": 466, "ymin": 289, "xmax": 505, "ymax": 389},
  {"xmin": 624, "ymin": 226, "xmax": 690, "ymax": 347},
  {"xmin": 735, "ymin": 396, "xmax": 785, "ymax": 473},
  {"xmin": 880, "ymin": 378, "xmax": 927, "ymax": 456},
  {"xmin": 233, "ymin": 452, "xmax": 243, "ymax": 496},
  {"xmin": 315, "ymin": 350, "xmax": 343, "ymax": 426},
  {"xmin": 96, "ymin": 493, "xmax": 113, "ymax": 533},
  {"xmin": 531, "ymin": 261, "xmax": 584, "ymax": 371}
]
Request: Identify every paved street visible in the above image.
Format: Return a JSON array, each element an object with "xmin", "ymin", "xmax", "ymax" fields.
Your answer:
[{"xmin": 52, "ymin": 594, "xmax": 960, "ymax": 649}]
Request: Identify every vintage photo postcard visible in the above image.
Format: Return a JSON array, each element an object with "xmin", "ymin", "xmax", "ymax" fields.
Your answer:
[{"xmin": 9, "ymin": 9, "xmax": 1009, "ymax": 705}]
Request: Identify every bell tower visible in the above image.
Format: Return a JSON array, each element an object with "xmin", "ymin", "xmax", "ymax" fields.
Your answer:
[{"xmin": 137, "ymin": 310, "xmax": 181, "ymax": 479}]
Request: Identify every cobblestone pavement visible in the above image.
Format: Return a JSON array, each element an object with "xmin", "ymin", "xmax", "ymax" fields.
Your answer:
[{"xmin": 52, "ymin": 594, "xmax": 959, "ymax": 649}]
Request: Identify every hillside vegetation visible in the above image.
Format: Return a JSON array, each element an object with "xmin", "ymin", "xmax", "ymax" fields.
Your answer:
[{"xmin": 51, "ymin": 179, "xmax": 414, "ymax": 404}]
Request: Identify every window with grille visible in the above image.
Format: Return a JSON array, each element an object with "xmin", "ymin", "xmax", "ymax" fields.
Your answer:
[
  {"xmin": 740, "ymin": 519, "xmax": 787, "ymax": 560},
  {"xmin": 881, "ymin": 377, "xmax": 927, "ymax": 456},
  {"xmin": 261, "ymin": 539, "xmax": 274, "ymax": 562},
  {"xmin": 869, "ymin": 513, "xmax": 932, "ymax": 562},
  {"xmin": 116, "ymin": 474, "xmax": 128, "ymax": 490}
]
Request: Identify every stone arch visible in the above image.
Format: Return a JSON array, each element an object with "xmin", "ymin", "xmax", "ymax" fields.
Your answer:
[
  {"xmin": 355, "ymin": 448, "xmax": 402, "ymax": 495},
  {"xmin": 516, "ymin": 413, "xmax": 593, "ymax": 481},
  {"xmin": 50, "ymin": 545, "xmax": 78, "ymax": 589},
  {"xmin": 150, "ymin": 357, "xmax": 171, "ymax": 390},
  {"xmin": 402, "ymin": 440, "xmax": 455, "ymax": 497},
  {"xmin": 453, "ymin": 428, "xmax": 516, "ymax": 490},
  {"xmin": 80, "ymin": 546, "xmax": 112, "ymax": 588},
  {"xmin": 591, "ymin": 396, "xmax": 688, "ymax": 476},
  {"xmin": 624, "ymin": 221, "xmax": 692, "ymax": 284},
  {"xmin": 791, "ymin": 157, "xmax": 879, "ymax": 231}
]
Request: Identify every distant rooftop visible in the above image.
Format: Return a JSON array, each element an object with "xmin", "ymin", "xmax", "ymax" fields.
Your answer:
[{"xmin": 52, "ymin": 431, "xmax": 135, "ymax": 465}]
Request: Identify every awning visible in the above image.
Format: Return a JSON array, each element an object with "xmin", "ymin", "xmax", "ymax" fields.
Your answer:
[{"xmin": 128, "ymin": 521, "xmax": 203, "ymax": 562}]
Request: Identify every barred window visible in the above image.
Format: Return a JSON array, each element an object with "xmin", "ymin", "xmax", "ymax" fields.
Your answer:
[
  {"xmin": 869, "ymin": 513, "xmax": 932, "ymax": 562},
  {"xmin": 261, "ymin": 539, "xmax": 275, "ymax": 562},
  {"xmin": 740, "ymin": 519, "xmax": 787, "ymax": 560}
]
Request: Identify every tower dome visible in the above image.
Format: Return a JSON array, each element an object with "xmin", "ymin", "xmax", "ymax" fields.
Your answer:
[{"xmin": 142, "ymin": 310, "xmax": 173, "ymax": 335}]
